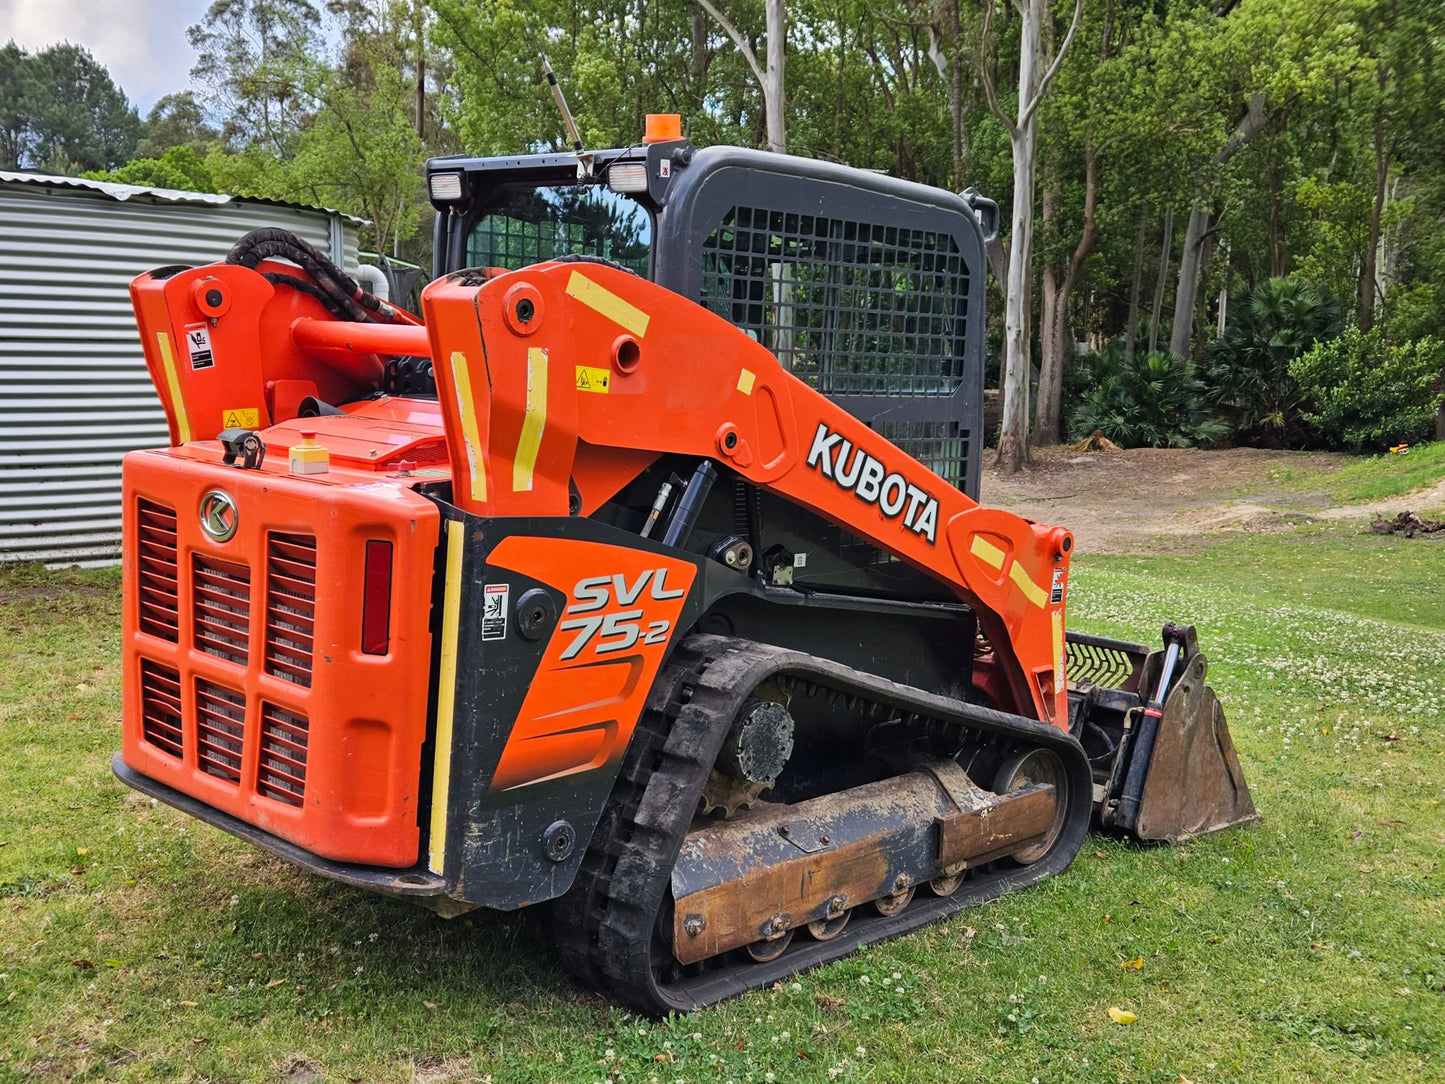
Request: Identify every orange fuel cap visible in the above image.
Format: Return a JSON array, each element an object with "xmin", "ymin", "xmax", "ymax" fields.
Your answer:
[{"xmin": 643, "ymin": 113, "xmax": 682, "ymax": 143}]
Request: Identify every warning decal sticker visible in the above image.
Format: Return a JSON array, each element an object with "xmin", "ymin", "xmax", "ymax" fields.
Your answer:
[
  {"xmin": 575, "ymin": 365, "xmax": 611, "ymax": 393},
  {"xmin": 184, "ymin": 323, "xmax": 214, "ymax": 370},
  {"xmin": 482, "ymin": 583, "xmax": 510, "ymax": 640},
  {"xmin": 221, "ymin": 407, "xmax": 260, "ymax": 429},
  {"xmin": 1050, "ymin": 568, "xmax": 1065, "ymax": 605}
]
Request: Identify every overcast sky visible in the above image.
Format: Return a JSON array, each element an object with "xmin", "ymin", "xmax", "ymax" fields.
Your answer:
[{"xmin": 1, "ymin": 0, "xmax": 211, "ymax": 113}]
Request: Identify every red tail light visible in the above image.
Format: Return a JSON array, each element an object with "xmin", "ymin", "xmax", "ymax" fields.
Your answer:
[{"xmin": 361, "ymin": 540, "xmax": 393, "ymax": 655}]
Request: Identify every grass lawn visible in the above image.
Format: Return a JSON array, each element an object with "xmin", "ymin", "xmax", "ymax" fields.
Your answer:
[
  {"xmin": 1266, "ymin": 440, "xmax": 1445, "ymax": 506},
  {"xmin": 2, "ymin": 526, "xmax": 1443, "ymax": 1083}
]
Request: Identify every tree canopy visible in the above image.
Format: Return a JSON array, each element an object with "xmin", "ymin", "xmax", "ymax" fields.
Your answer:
[{"xmin": 11, "ymin": 0, "xmax": 1444, "ymax": 454}]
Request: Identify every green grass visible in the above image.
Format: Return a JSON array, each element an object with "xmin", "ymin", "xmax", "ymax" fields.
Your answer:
[
  {"xmin": 3, "ymin": 529, "xmax": 1444, "ymax": 1083},
  {"xmin": 1269, "ymin": 441, "xmax": 1445, "ymax": 505}
]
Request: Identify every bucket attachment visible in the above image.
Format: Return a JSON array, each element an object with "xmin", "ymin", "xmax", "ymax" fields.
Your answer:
[{"xmin": 1067, "ymin": 623, "xmax": 1258, "ymax": 843}]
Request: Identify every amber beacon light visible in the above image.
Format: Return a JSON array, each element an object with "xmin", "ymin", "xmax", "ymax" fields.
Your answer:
[{"xmin": 643, "ymin": 113, "xmax": 682, "ymax": 143}]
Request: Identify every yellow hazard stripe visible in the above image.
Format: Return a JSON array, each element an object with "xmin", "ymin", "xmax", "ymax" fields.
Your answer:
[
  {"xmin": 448, "ymin": 351, "xmax": 487, "ymax": 502},
  {"xmin": 513, "ymin": 347, "xmax": 548, "ymax": 491},
  {"xmin": 970, "ymin": 534, "xmax": 1006, "ymax": 570},
  {"xmin": 155, "ymin": 332, "xmax": 192, "ymax": 444},
  {"xmin": 1009, "ymin": 561, "xmax": 1049, "ymax": 609},
  {"xmin": 1052, "ymin": 609, "xmax": 1065, "ymax": 687},
  {"xmin": 565, "ymin": 271, "xmax": 650, "ymax": 337},
  {"xmin": 737, "ymin": 368, "xmax": 756, "ymax": 395},
  {"xmin": 428, "ymin": 520, "xmax": 465, "ymax": 875}
]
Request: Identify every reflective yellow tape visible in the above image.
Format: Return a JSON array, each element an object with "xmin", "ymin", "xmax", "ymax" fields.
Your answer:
[
  {"xmin": 428, "ymin": 519, "xmax": 465, "ymax": 875},
  {"xmin": 1052, "ymin": 609, "xmax": 1065, "ymax": 688},
  {"xmin": 514, "ymin": 347, "xmax": 548, "ymax": 491},
  {"xmin": 565, "ymin": 271, "xmax": 650, "ymax": 337},
  {"xmin": 448, "ymin": 351, "xmax": 487, "ymax": 502},
  {"xmin": 1009, "ymin": 561, "xmax": 1049, "ymax": 609},
  {"xmin": 737, "ymin": 368, "xmax": 756, "ymax": 395},
  {"xmin": 155, "ymin": 332, "xmax": 192, "ymax": 444},
  {"xmin": 970, "ymin": 534, "xmax": 1006, "ymax": 570}
]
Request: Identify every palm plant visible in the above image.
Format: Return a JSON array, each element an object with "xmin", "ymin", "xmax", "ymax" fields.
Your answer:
[{"xmin": 1206, "ymin": 276, "xmax": 1341, "ymax": 446}]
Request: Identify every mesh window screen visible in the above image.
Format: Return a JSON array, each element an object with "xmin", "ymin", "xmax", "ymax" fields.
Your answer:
[
  {"xmin": 467, "ymin": 188, "xmax": 651, "ymax": 275},
  {"xmin": 699, "ymin": 207, "xmax": 968, "ymax": 397},
  {"xmin": 875, "ymin": 419, "xmax": 968, "ymax": 488}
]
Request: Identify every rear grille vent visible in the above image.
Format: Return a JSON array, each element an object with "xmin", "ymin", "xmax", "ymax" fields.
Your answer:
[
  {"xmin": 195, "ymin": 678, "xmax": 246, "ymax": 784},
  {"xmin": 264, "ymin": 534, "xmax": 317, "ymax": 687},
  {"xmin": 193, "ymin": 555, "xmax": 252, "ymax": 666},
  {"xmin": 139, "ymin": 659, "xmax": 183, "ymax": 759},
  {"xmin": 258, "ymin": 703, "xmax": 309, "ymax": 806},
  {"xmin": 136, "ymin": 500, "xmax": 179, "ymax": 641}
]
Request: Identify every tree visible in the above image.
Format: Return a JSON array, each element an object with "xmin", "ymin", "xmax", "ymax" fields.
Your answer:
[
  {"xmin": 1165, "ymin": 0, "xmax": 1362, "ymax": 358},
  {"xmin": 696, "ymin": 0, "xmax": 786, "ymax": 152},
  {"xmin": 84, "ymin": 145, "xmax": 217, "ymax": 191},
  {"xmin": 1, "ymin": 42, "xmax": 32, "ymax": 169},
  {"xmin": 977, "ymin": 0, "xmax": 1084, "ymax": 473},
  {"xmin": 0, "ymin": 42, "xmax": 140, "ymax": 172},
  {"xmin": 136, "ymin": 92, "xmax": 218, "ymax": 159},
  {"xmin": 1352, "ymin": 0, "xmax": 1440, "ymax": 331},
  {"xmin": 188, "ymin": 0, "xmax": 323, "ymax": 152}
]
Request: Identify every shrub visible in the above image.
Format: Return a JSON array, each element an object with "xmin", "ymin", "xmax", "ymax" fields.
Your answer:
[
  {"xmin": 1068, "ymin": 349, "xmax": 1229, "ymax": 448},
  {"xmin": 1207, "ymin": 275, "xmax": 1341, "ymax": 446},
  {"xmin": 1290, "ymin": 330, "xmax": 1445, "ymax": 453}
]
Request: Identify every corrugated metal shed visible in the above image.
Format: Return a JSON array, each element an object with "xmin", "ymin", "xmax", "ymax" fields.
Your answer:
[{"xmin": 0, "ymin": 172, "xmax": 365, "ymax": 566}]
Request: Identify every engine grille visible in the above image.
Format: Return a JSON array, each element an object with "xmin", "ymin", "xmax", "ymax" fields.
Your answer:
[
  {"xmin": 193, "ymin": 555, "xmax": 252, "ymax": 666},
  {"xmin": 136, "ymin": 499, "xmax": 179, "ymax": 641},
  {"xmin": 264, "ymin": 533, "xmax": 317, "ymax": 687},
  {"xmin": 139, "ymin": 659, "xmax": 183, "ymax": 759},
  {"xmin": 258, "ymin": 702, "xmax": 309, "ymax": 806},
  {"xmin": 195, "ymin": 678, "xmax": 246, "ymax": 784}
]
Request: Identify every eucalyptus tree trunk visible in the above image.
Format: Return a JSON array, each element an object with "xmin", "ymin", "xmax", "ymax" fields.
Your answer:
[
  {"xmin": 1037, "ymin": 150, "xmax": 1098, "ymax": 445},
  {"xmin": 1148, "ymin": 205, "xmax": 1173, "ymax": 356},
  {"xmin": 698, "ymin": 0, "xmax": 785, "ymax": 153},
  {"xmin": 984, "ymin": 0, "xmax": 1084, "ymax": 473},
  {"xmin": 764, "ymin": 0, "xmax": 785, "ymax": 152},
  {"xmin": 1169, "ymin": 93, "xmax": 1269, "ymax": 357},
  {"xmin": 1125, "ymin": 202, "xmax": 1148, "ymax": 363}
]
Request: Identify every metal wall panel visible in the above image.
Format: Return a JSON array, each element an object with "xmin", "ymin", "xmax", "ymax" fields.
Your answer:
[{"xmin": 0, "ymin": 181, "xmax": 362, "ymax": 565}]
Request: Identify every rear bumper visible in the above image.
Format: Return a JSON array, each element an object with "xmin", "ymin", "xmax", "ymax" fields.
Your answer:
[{"xmin": 113, "ymin": 753, "xmax": 447, "ymax": 902}]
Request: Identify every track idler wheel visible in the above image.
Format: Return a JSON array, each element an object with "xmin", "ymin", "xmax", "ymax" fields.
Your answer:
[
  {"xmin": 929, "ymin": 872, "xmax": 964, "ymax": 896},
  {"xmin": 994, "ymin": 748, "xmax": 1069, "ymax": 865},
  {"xmin": 746, "ymin": 928, "xmax": 793, "ymax": 962},
  {"xmin": 873, "ymin": 878, "xmax": 916, "ymax": 917},
  {"xmin": 807, "ymin": 898, "xmax": 851, "ymax": 941}
]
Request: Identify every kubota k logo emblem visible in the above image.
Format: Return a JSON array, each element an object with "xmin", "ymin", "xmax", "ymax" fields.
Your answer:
[{"xmin": 199, "ymin": 490, "xmax": 238, "ymax": 542}]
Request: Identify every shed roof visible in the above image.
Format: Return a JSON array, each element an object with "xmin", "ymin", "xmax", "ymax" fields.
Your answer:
[{"xmin": 0, "ymin": 170, "xmax": 368, "ymax": 226}]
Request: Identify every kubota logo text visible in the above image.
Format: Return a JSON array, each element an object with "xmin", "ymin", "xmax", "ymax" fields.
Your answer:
[
  {"xmin": 558, "ymin": 568, "xmax": 686, "ymax": 660},
  {"xmin": 805, "ymin": 423, "xmax": 940, "ymax": 543}
]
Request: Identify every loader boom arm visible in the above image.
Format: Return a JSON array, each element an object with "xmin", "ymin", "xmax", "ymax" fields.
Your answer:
[{"xmin": 422, "ymin": 262, "xmax": 1072, "ymax": 725}]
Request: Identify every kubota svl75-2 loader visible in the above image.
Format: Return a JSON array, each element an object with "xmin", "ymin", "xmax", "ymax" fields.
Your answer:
[{"xmin": 114, "ymin": 123, "xmax": 1256, "ymax": 1013}]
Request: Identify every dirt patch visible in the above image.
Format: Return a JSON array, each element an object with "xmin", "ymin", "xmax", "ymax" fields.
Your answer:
[
  {"xmin": 412, "ymin": 1055, "xmax": 478, "ymax": 1084},
  {"xmin": 275, "ymin": 1055, "xmax": 324, "ymax": 1084},
  {"xmin": 980, "ymin": 447, "xmax": 1357, "ymax": 555}
]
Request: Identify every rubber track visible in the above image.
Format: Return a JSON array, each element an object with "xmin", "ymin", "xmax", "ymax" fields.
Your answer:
[{"xmin": 553, "ymin": 634, "xmax": 1093, "ymax": 1014}]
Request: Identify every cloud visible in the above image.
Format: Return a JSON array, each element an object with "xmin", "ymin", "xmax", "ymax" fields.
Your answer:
[{"xmin": 0, "ymin": 0, "xmax": 210, "ymax": 112}]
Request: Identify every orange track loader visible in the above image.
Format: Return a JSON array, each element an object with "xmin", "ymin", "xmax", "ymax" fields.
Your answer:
[{"xmin": 114, "ymin": 131, "xmax": 1255, "ymax": 1012}]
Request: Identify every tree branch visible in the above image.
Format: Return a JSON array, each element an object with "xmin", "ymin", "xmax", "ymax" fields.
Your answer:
[
  {"xmin": 695, "ymin": 0, "xmax": 767, "ymax": 94},
  {"xmin": 925, "ymin": 24, "xmax": 948, "ymax": 83},
  {"xmin": 1018, "ymin": 0, "xmax": 1083, "ymax": 129},
  {"xmin": 977, "ymin": 2, "xmax": 1019, "ymax": 139}
]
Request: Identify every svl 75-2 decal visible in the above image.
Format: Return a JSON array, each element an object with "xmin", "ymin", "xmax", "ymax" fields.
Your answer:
[{"xmin": 558, "ymin": 568, "xmax": 687, "ymax": 659}]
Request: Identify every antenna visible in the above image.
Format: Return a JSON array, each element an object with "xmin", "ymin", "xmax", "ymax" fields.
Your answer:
[{"xmin": 542, "ymin": 54, "xmax": 585, "ymax": 156}]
